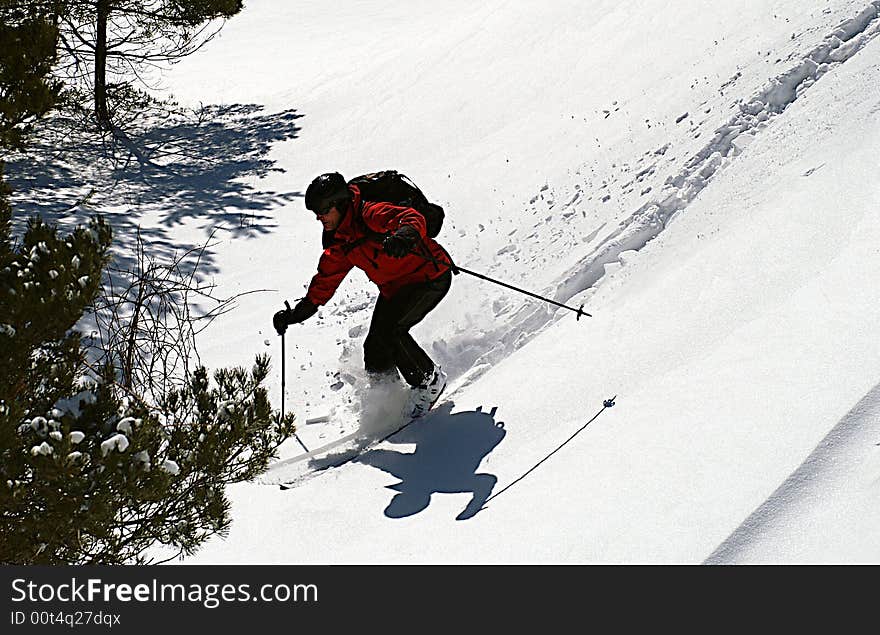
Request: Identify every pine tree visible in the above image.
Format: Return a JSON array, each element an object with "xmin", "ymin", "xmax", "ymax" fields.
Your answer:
[
  {"xmin": 0, "ymin": 211, "xmax": 113, "ymax": 562},
  {"xmin": 55, "ymin": 0, "xmax": 244, "ymax": 128},
  {"xmin": 0, "ymin": 0, "xmax": 297, "ymax": 563},
  {"xmin": 0, "ymin": 195, "xmax": 297, "ymax": 565},
  {"xmin": 0, "ymin": 1, "xmax": 63, "ymax": 148}
]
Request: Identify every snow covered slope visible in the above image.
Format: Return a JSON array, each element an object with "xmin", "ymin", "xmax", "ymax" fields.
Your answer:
[{"xmin": 124, "ymin": 1, "xmax": 880, "ymax": 562}]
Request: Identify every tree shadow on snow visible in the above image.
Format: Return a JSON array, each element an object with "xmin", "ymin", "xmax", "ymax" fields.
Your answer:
[
  {"xmin": 5, "ymin": 104, "xmax": 304, "ymax": 276},
  {"xmin": 356, "ymin": 402, "xmax": 507, "ymax": 521}
]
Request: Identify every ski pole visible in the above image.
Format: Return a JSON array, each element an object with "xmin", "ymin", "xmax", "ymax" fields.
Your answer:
[
  {"xmin": 280, "ymin": 300, "xmax": 310, "ymax": 453},
  {"xmin": 281, "ymin": 329, "xmax": 285, "ymax": 420},
  {"xmin": 451, "ymin": 262, "xmax": 590, "ymax": 320},
  {"xmin": 413, "ymin": 247, "xmax": 591, "ymax": 320}
]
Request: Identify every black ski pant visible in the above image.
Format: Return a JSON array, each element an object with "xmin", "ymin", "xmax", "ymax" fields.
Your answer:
[{"xmin": 363, "ymin": 270, "xmax": 452, "ymax": 387}]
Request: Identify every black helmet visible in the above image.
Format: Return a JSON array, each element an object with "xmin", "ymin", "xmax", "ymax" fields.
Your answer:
[{"xmin": 305, "ymin": 172, "xmax": 351, "ymax": 212}]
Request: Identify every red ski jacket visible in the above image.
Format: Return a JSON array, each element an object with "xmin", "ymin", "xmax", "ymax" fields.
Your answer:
[{"xmin": 305, "ymin": 185, "xmax": 452, "ymax": 306}]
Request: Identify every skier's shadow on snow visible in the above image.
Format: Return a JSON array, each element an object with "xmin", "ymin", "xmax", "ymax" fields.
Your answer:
[{"xmin": 356, "ymin": 402, "xmax": 506, "ymax": 521}]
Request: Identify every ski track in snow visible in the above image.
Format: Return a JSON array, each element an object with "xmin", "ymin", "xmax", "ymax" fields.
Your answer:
[
  {"xmin": 556, "ymin": 3, "xmax": 880, "ymax": 310},
  {"xmin": 439, "ymin": 0, "xmax": 880, "ymax": 393}
]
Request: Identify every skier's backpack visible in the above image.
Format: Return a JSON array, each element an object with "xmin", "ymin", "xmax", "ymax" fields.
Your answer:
[{"xmin": 349, "ymin": 170, "xmax": 445, "ymax": 238}]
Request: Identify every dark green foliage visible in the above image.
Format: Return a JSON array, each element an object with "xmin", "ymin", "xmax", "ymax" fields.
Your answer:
[
  {"xmin": 0, "ymin": 213, "xmax": 114, "ymax": 563},
  {"xmin": 0, "ymin": 2, "xmax": 63, "ymax": 148},
  {"xmin": 165, "ymin": 0, "xmax": 244, "ymax": 25},
  {"xmin": 0, "ymin": 211, "xmax": 296, "ymax": 564}
]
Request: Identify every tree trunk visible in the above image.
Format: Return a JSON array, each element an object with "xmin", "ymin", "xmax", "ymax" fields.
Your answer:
[{"xmin": 94, "ymin": 0, "xmax": 110, "ymax": 129}]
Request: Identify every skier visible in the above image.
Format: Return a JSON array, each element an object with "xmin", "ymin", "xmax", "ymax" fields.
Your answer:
[{"xmin": 273, "ymin": 172, "xmax": 453, "ymax": 418}]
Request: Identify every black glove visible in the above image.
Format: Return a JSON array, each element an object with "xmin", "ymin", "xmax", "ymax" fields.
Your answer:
[
  {"xmin": 273, "ymin": 299, "xmax": 318, "ymax": 335},
  {"xmin": 382, "ymin": 225, "xmax": 420, "ymax": 258}
]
